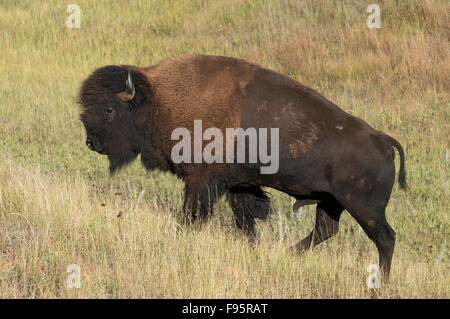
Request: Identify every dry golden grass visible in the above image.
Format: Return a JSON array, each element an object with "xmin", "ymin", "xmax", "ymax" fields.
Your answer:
[{"xmin": 0, "ymin": 0, "xmax": 448, "ymax": 298}]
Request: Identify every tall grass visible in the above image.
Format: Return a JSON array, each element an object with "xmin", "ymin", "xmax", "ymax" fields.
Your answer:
[{"xmin": 0, "ymin": 0, "xmax": 448, "ymax": 298}]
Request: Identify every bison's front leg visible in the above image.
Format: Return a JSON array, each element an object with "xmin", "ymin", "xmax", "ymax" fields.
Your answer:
[
  {"xmin": 181, "ymin": 179, "xmax": 226, "ymax": 225},
  {"xmin": 227, "ymin": 186, "xmax": 273, "ymax": 239}
]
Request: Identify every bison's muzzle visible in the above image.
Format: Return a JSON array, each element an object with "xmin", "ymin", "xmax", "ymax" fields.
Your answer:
[{"xmin": 86, "ymin": 136, "xmax": 105, "ymax": 154}]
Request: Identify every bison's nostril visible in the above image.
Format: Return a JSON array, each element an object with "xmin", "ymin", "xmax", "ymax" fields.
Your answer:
[{"xmin": 86, "ymin": 139, "xmax": 94, "ymax": 150}]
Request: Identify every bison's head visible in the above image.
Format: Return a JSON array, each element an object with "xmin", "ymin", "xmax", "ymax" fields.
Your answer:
[{"xmin": 78, "ymin": 65, "xmax": 151, "ymax": 174}]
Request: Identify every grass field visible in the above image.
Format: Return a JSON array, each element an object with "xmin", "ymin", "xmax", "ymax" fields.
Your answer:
[{"xmin": 0, "ymin": 0, "xmax": 448, "ymax": 298}]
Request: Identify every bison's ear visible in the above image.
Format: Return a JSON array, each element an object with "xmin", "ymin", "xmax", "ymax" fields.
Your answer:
[{"xmin": 118, "ymin": 69, "xmax": 136, "ymax": 102}]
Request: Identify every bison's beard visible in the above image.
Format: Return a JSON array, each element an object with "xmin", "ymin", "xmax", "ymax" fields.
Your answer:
[{"xmin": 108, "ymin": 150, "xmax": 139, "ymax": 175}]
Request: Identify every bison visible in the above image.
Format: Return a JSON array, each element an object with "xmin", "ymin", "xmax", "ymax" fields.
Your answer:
[{"xmin": 79, "ymin": 54, "xmax": 406, "ymax": 281}]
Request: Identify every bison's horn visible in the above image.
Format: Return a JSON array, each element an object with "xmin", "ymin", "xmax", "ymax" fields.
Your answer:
[
  {"xmin": 118, "ymin": 69, "xmax": 136, "ymax": 102},
  {"xmin": 126, "ymin": 70, "xmax": 134, "ymax": 95}
]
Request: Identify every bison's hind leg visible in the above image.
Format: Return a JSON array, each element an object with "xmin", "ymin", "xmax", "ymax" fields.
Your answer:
[
  {"xmin": 335, "ymin": 160, "xmax": 397, "ymax": 282},
  {"xmin": 227, "ymin": 185, "xmax": 273, "ymax": 239},
  {"xmin": 294, "ymin": 198, "xmax": 344, "ymax": 254},
  {"xmin": 292, "ymin": 199, "xmax": 321, "ymax": 212},
  {"xmin": 344, "ymin": 204, "xmax": 396, "ymax": 282}
]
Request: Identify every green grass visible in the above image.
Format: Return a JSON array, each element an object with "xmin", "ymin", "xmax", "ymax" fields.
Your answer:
[{"xmin": 0, "ymin": 0, "xmax": 448, "ymax": 298}]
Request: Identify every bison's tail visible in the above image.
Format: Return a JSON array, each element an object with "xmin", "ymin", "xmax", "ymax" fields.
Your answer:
[{"xmin": 382, "ymin": 133, "xmax": 407, "ymax": 190}]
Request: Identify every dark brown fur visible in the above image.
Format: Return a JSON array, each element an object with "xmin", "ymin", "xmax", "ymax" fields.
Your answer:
[{"xmin": 79, "ymin": 54, "xmax": 407, "ymax": 281}]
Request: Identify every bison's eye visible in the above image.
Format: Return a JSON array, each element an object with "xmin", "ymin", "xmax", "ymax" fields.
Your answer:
[{"xmin": 105, "ymin": 107, "xmax": 116, "ymax": 123}]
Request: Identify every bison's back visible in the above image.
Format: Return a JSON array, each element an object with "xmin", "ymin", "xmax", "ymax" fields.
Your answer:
[
  {"xmin": 237, "ymin": 66, "xmax": 393, "ymax": 194},
  {"xmin": 144, "ymin": 54, "xmax": 390, "ymax": 194},
  {"xmin": 145, "ymin": 54, "xmax": 258, "ymax": 133}
]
